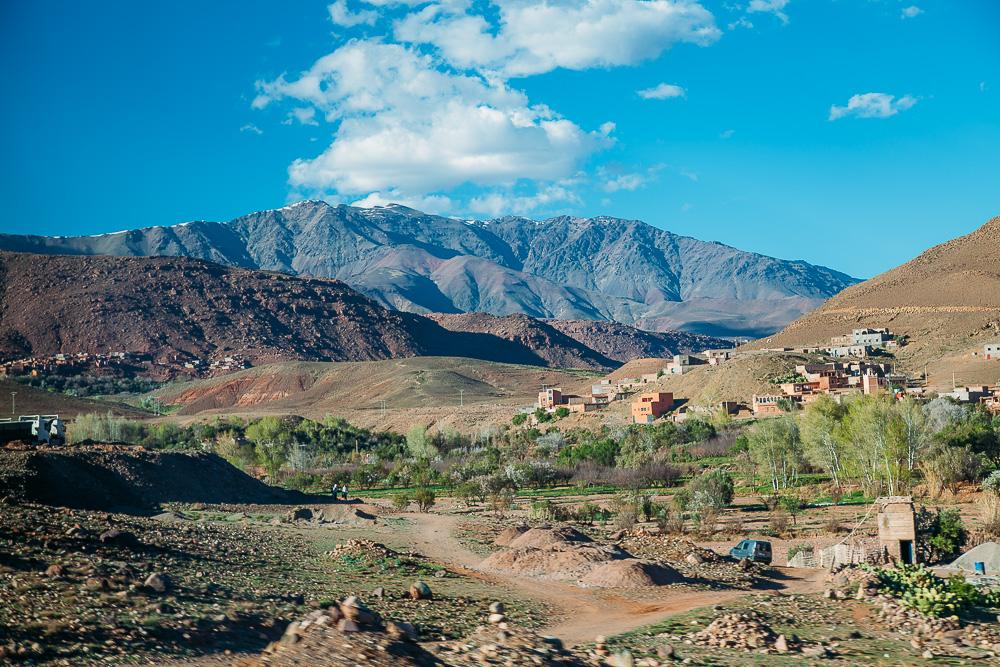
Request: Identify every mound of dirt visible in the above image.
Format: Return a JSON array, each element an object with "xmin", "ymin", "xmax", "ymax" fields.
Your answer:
[
  {"xmin": 0, "ymin": 443, "xmax": 304, "ymax": 511},
  {"xmin": 947, "ymin": 541, "xmax": 1000, "ymax": 574},
  {"xmin": 579, "ymin": 559, "xmax": 681, "ymax": 588},
  {"xmin": 494, "ymin": 525, "xmax": 529, "ymax": 546},
  {"xmin": 480, "ymin": 543, "xmax": 624, "ymax": 580},
  {"xmin": 506, "ymin": 526, "xmax": 593, "ymax": 550}
]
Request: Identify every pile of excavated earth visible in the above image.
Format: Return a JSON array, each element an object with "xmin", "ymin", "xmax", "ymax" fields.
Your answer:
[
  {"xmin": 245, "ymin": 600, "xmax": 610, "ymax": 667},
  {"xmin": 0, "ymin": 442, "xmax": 306, "ymax": 511},
  {"xmin": 480, "ymin": 525, "xmax": 682, "ymax": 588}
]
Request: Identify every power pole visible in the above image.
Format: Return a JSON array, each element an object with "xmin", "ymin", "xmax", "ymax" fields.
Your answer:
[
  {"xmin": 459, "ymin": 389, "xmax": 464, "ymax": 407},
  {"xmin": 380, "ymin": 400, "xmax": 386, "ymax": 418},
  {"xmin": 10, "ymin": 392, "xmax": 15, "ymax": 415}
]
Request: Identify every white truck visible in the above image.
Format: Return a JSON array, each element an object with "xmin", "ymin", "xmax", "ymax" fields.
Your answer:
[{"xmin": 0, "ymin": 415, "xmax": 66, "ymax": 445}]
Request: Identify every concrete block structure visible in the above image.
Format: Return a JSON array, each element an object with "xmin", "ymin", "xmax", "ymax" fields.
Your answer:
[
  {"xmin": 877, "ymin": 496, "xmax": 917, "ymax": 565},
  {"xmin": 986, "ymin": 343, "xmax": 1000, "ymax": 360}
]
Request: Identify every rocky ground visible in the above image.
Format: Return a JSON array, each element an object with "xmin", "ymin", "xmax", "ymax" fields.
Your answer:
[{"xmin": 0, "ymin": 500, "xmax": 543, "ymax": 665}]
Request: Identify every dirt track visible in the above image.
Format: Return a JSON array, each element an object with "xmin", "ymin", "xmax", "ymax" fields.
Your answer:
[{"xmin": 398, "ymin": 510, "xmax": 827, "ymax": 646}]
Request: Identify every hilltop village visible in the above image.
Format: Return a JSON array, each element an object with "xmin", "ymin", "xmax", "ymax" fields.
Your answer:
[{"xmin": 534, "ymin": 328, "xmax": 1000, "ymax": 425}]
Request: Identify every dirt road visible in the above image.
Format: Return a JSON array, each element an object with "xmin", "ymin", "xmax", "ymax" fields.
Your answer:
[{"xmin": 397, "ymin": 509, "xmax": 827, "ymax": 646}]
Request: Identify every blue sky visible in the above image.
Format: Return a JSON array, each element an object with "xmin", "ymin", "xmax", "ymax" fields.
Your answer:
[{"xmin": 1, "ymin": 0, "xmax": 997, "ymax": 278}]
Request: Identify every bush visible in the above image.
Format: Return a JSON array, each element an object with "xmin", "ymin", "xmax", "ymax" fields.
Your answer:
[
  {"xmin": 391, "ymin": 493, "xmax": 412, "ymax": 511},
  {"xmin": 413, "ymin": 487, "xmax": 436, "ymax": 513},
  {"xmin": 554, "ymin": 407, "xmax": 570, "ymax": 419},
  {"xmin": 573, "ymin": 501, "xmax": 600, "ymax": 525},
  {"xmin": 688, "ymin": 469, "xmax": 734, "ymax": 515},
  {"xmin": 511, "ymin": 412, "xmax": 528, "ymax": 426},
  {"xmin": 453, "ymin": 480, "xmax": 485, "ymax": 507},
  {"xmin": 916, "ymin": 507, "xmax": 968, "ymax": 563}
]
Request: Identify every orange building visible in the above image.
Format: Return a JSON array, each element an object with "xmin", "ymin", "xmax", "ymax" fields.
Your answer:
[{"xmin": 631, "ymin": 392, "xmax": 674, "ymax": 424}]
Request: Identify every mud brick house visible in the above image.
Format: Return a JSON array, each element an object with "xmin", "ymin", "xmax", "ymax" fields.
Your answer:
[{"xmin": 631, "ymin": 392, "xmax": 674, "ymax": 424}]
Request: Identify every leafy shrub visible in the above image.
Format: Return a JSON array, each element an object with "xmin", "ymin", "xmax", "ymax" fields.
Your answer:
[
  {"xmin": 511, "ymin": 413, "xmax": 528, "ymax": 426},
  {"xmin": 916, "ymin": 507, "xmax": 967, "ymax": 563},
  {"xmin": 413, "ymin": 487, "xmax": 436, "ymax": 513},
  {"xmin": 554, "ymin": 407, "xmax": 570, "ymax": 419},
  {"xmin": 688, "ymin": 469, "xmax": 734, "ymax": 514},
  {"xmin": 391, "ymin": 493, "xmax": 412, "ymax": 511}
]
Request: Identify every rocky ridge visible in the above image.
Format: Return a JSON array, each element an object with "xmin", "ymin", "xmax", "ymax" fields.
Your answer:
[{"xmin": 0, "ymin": 201, "xmax": 858, "ymax": 337}]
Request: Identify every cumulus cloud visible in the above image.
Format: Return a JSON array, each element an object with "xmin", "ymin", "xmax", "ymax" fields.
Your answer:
[
  {"xmin": 328, "ymin": 1, "xmax": 377, "ymax": 27},
  {"xmin": 828, "ymin": 92, "xmax": 918, "ymax": 121},
  {"xmin": 900, "ymin": 5, "xmax": 923, "ymax": 19},
  {"xmin": 239, "ymin": 123, "xmax": 263, "ymax": 135},
  {"xmin": 637, "ymin": 82, "xmax": 686, "ymax": 99},
  {"xmin": 468, "ymin": 182, "xmax": 582, "ymax": 216},
  {"xmin": 394, "ymin": 0, "xmax": 721, "ymax": 77},
  {"xmin": 254, "ymin": 1, "xmax": 721, "ymax": 215},
  {"xmin": 283, "ymin": 107, "xmax": 319, "ymax": 126},
  {"xmin": 350, "ymin": 190, "xmax": 454, "ymax": 214},
  {"xmin": 256, "ymin": 41, "xmax": 603, "ymax": 197},
  {"xmin": 747, "ymin": 0, "xmax": 789, "ymax": 25}
]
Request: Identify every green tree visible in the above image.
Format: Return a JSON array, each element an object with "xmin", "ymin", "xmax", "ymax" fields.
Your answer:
[
  {"xmin": 839, "ymin": 395, "xmax": 908, "ymax": 496},
  {"xmin": 554, "ymin": 406, "xmax": 570, "ymax": 419},
  {"xmin": 800, "ymin": 395, "xmax": 848, "ymax": 492},
  {"xmin": 406, "ymin": 425, "xmax": 439, "ymax": 460},
  {"xmin": 255, "ymin": 441, "xmax": 288, "ymax": 481},
  {"xmin": 747, "ymin": 416, "xmax": 803, "ymax": 493}
]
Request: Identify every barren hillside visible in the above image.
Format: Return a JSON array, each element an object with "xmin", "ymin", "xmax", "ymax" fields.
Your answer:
[
  {"xmin": 155, "ymin": 357, "xmax": 599, "ymax": 433},
  {"xmin": 546, "ymin": 320, "xmax": 730, "ymax": 363},
  {"xmin": 754, "ymin": 216, "xmax": 1000, "ymax": 385}
]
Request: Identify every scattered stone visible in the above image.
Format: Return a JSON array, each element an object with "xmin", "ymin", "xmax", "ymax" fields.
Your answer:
[
  {"xmin": 143, "ymin": 572, "xmax": 171, "ymax": 594},
  {"xmin": 409, "ymin": 581, "xmax": 432, "ymax": 600}
]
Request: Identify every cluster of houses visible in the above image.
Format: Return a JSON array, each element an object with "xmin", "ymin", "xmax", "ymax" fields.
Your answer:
[
  {"xmin": 763, "ymin": 327, "xmax": 899, "ymax": 359},
  {"xmin": 529, "ymin": 330, "xmax": 1000, "ymax": 426},
  {"xmin": 181, "ymin": 355, "xmax": 251, "ymax": 374},
  {"xmin": 0, "ymin": 350, "xmax": 252, "ymax": 382},
  {"xmin": 752, "ymin": 360, "xmax": 904, "ymax": 415},
  {"xmin": 0, "ymin": 351, "xmax": 140, "ymax": 378},
  {"xmin": 533, "ymin": 349, "xmax": 738, "ymax": 424}
]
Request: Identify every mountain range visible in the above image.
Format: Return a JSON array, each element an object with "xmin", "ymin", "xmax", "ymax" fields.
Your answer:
[
  {"xmin": 0, "ymin": 251, "xmax": 727, "ymax": 371},
  {"xmin": 0, "ymin": 201, "xmax": 858, "ymax": 337}
]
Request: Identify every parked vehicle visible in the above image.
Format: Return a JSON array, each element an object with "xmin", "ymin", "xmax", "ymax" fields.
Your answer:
[
  {"xmin": 729, "ymin": 539, "xmax": 772, "ymax": 564},
  {"xmin": 0, "ymin": 415, "xmax": 66, "ymax": 445}
]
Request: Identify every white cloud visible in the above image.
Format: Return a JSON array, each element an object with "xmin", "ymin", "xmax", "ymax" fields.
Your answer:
[
  {"xmin": 394, "ymin": 0, "xmax": 720, "ymax": 77},
  {"xmin": 981, "ymin": 81, "xmax": 988, "ymax": 93},
  {"xmin": 350, "ymin": 191, "xmax": 454, "ymax": 213},
  {"xmin": 900, "ymin": 5, "xmax": 923, "ymax": 19},
  {"xmin": 719, "ymin": 128, "xmax": 735, "ymax": 139},
  {"xmin": 283, "ymin": 107, "xmax": 319, "ymax": 126},
  {"xmin": 254, "ymin": 1, "xmax": 721, "ymax": 215},
  {"xmin": 239, "ymin": 123, "xmax": 263, "ymax": 135},
  {"xmin": 747, "ymin": 0, "xmax": 789, "ymax": 25},
  {"xmin": 256, "ymin": 41, "xmax": 603, "ymax": 198},
  {"xmin": 828, "ymin": 92, "xmax": 918, "ymax": 121},
  {"xmin": 328, "ymin": 1, "xmax": 377, "ymax": 27},
  {"xmin": 637, "ymin": 82, "xmax": 686, "ymax": 99},
  {"xmin": 468, "ymin": 183, "xmax": 582, "ymax": 216},
  {"xmin": 728, "ymin": 17, "xmax": 753, "ymax": 30}
]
